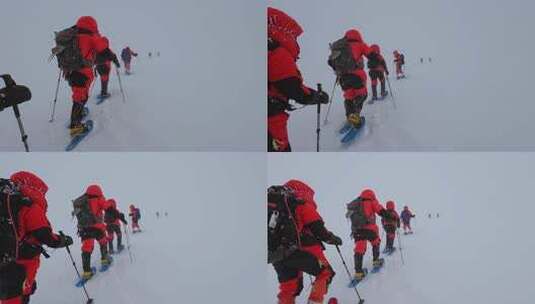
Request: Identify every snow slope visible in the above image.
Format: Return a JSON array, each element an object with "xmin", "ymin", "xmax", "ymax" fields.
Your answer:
[
  {"xmin": 0, "ymin": 153, "xmax": 265, "ymax": 303},
  {"xmin": 269, "ymin": 0, "xmax": 535, "ymax": 151},
  {"xmin": 0, "ymin": 0, "xmax": 264, "ymax": 151},
  {"xmin": 267, "ymin": 152, "xmax": 535, "ymax": 303}
]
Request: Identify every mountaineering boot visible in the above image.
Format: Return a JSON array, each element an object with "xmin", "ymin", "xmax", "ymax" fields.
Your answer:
[
  {"xmin": 353, "ymin": 253, "xmax": 366, "ymax": 280},
  {"xmin": 344, "ymin": 99, "xmax": 356, "ymax": 118},
  {"xmin": 373, "ymin": 258, "xmax": 385, "ymax": 268},
  {"xmin": 117, "ymin": 244, "xmax": 125, "ymax": 252},
  {"xmin": 70, "ymin": 122, "xmax": 91, "ymax": 137},
  {"xmin": 372, "ymin": 245, "xmax": 381, "ymax": 261},
  {"xmin": 81, "ymin": 270, "xmax": 94, "ymax": 280},
  {"xmin": 81, "ymin": 251, "xmax": 94, "ymax": 279},
  {"xmin": 347, "ymin": 113, "xmax": 363, "ymax": 128},
  {"xmin": 371, "ymin": 85, "xmax": 378, "ymax": 100},
  {"xmin": 100, "ymin": 80, "xmax": 109, "ymax": 97},
  {"xmin": 380, "ymin": 81, "xmax": 387, "ymax": 97},
  {"xmin": 108, "ymin": 241, "xmax": 115, "ymax": 254},
  {"xmin": 100, "ymin": 244, "xmax": 112, "ymax": 266},
  {"xmin": 82, "ymin": 252, "xmax": 92, "ymax": 273},
  {"xmin": 69, "ymin": 101, "xmax": 90, "ymax": 136}
]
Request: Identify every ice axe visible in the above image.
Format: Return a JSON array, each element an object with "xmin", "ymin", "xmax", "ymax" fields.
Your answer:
[{"xmin": 60, "ymin": 231, "xmax": 94, "ymax": 304}]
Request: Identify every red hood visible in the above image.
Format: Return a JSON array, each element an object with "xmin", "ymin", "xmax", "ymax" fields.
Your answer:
[
  {"xmin": 268, "ymin": 7, "xmax": 303, "ymax": 59},
  {"xmin": 284, "ymin": 179, "xmax": 316, "ymax": 208},
  {"xmin": 386, "ymin": 200, "xmax": 395, "ymax": 210},
  {"xmin": 10, "ymin": 171, "xmax": 49, "ymax": 210},
  {"xmin": 345, "ymin": 29, "xmax": 363, "ymax": 43},
  {"xmin": 86, "ymin": 184, "xmax": 104, "ymax": 198},
  {"xmin": 76, "ymin": 16, "xmax": 99, "ymax": 34},
  {"xmin": 107, "ymin": 198, "xmax": 117, "ymax": 209},
  {"xmin": 360, "ymin": 189, "xmax": 377, "ymax": 201},
  {"xmin": 370, "ymin": 44, "xmax": 380, "ymax": 54}
]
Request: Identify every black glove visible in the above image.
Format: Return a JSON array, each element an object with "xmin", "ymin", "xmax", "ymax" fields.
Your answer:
[
  {"xmin": 58, "ymin": 234, "xmax": 73, "ymax": 247},
  {"xmin": 113, "ymin": 56, "xmax": 120, "ymax": 68},
  {"xmin": 311, "ymin": 89, "xmax": 329, "ymax": 104},
  {"xmin": 325, "ymin": 233, "xmax": 343, "ymax": 246}
]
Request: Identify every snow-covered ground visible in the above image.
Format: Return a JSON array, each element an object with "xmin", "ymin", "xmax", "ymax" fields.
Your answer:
[
  {"xmin": 0, "ymin": 153, "xmax": 265, "ymax": 303},
  {"xmin": 269, "ymin": 0, "xmax": 535, "ymax": 151},
  {"xmin": 0, "ymin": 0, "xmax": 264, "ymax": 151},
  {"xmin": 268, "ymin": 152, "xmax": 535, "ymax": 303}
]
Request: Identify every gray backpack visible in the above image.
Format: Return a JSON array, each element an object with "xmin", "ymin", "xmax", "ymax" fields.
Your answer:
[
  {"xmin": 328, "ymin": 37, "xmax": 358, "ymax": 75},
  {"xmin": 72, "ymin": 194, "xmax": 98, "ymax": 228},
  {"xmin": 50, "ymin": 26, "xmax": 92, "ymax": 72},
  {"xmin": 346, "ymin": 197, "xmax": 373, "ymax": 232}
]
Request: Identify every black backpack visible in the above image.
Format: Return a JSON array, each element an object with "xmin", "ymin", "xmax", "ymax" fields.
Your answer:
[
  {"xmin": 328, "ymin": 37, "xmax": 359, "ymax": 76},
  {"xmin": 400, "ymin": 54, "xmax": 405, "ymax": 65},
  {"xmin": 267, "ymin": 185, "xmax": 302, "ymax": 264},
  {"xmin": 104, "ymin": 207, "xmax": 119, "ymax": 224},
  {"xmin": 367, "ymin": 52, "xmax": 381, "ymax": 70},
  {"xmin": 346, "ymin": 197, "xmax": 373, "ymax": 232},
  {"xmin": 0, "ymin": 179, "xmax": 31, "ymax": 269},
  {"xmin": 72, "ymin": 194, "xmax": 98, "ymax": 229},
  {"xmin": 50, "ymin": 26, "xmax": 92, "ymax": 72}
]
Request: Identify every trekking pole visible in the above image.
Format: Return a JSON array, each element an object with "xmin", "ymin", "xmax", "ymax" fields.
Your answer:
[
  {"xmin": 323, "ymin": 77, "xmax": 338, "ymax": 125},
  {"xmin": 115, "ymin": 67, "xmax": 126, "ymax": 103},
  {"xmin": 60, "ymin": 231, "xmax": 94, "ymax": 304},
  {"xmin": 49, "ymin": 70, "xmax": 61, "ymax": 122},
  {"xmin": 316, "ymin": 83, "xmax": 323, "ymax": 152},
  {"xmin": 335, "ymin": 245, "xmax": 365, "ymax": 304},
  {"xmin": 396, "ymin": 229, "xmax": 405, "ymax": 265},
  {"xmin": 12, "ymin": 104, "xmax": 30, "ymax": 152},
  {"xmin": 385, "ymin": 76, "xmax": 397, "ymax": 109},
  {"xmin": 124, "ymin": 225, "xmax": 134, "ymax": 263}
]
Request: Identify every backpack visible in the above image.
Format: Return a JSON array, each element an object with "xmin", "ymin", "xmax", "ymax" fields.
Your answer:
[
  {"xmin": 328, "ymin": 37, "xmax": 359, "ymax": 75},
  {"xmin": 121, "ymin": 48, "xmax": 130, "ymax": 61},
  {"xmin": 382, "ymin": 210, "xmax": 398, "ymax": 226},
  {"xmin": 72, "ymin": 194, "xmax": 98, "ymax": 229},
  {"xmin": 267, "ymin": 185, "xmax": 302, "ymax": 264},
  {"xmin": 400, "ymin": 54, "xmax": 405, "ymax": 65},
  {"xmin": 0, "ymin": 178, "xmax": 31, "ymax": 269},
  {"xmin": 136, "ymin": 209, "xmax": 141, "ymax": 220},
  {"xmin": 50, "ymin": 26, "xmax": 92, "ymax": 73},
  {"xmin": 367, "ymin": 52, "xmax": 381, "ymax": 70},
  {"xmin": 346, "ymin": 197, "xmax": 373, "ymax": 232},
  {"xmin": 104, "ymin": 207, "xmax": 118, "ymax": 224}
]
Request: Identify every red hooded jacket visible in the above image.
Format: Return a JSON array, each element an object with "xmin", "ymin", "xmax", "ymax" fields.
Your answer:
[
  {"xmin": 84, "ymin": 184, "xmax": 111, "ymax": 230},
  {"xmin": 347, "ymin": 189, "xmax": 386, "ymax": 231},
  {"xmin": 381, "ymin": 200, "xmax": 400, "ymax": 227},
  {"xmin": 267, "ymin": 8, "xmax": 312, "ymax": 108},
  {"xmin": 10, "ymin": 172, "xmax": 64, "ymax": 260},
  {"xmin": 284, "ymin": 180, "xmax": 334, "ymax": 247}
]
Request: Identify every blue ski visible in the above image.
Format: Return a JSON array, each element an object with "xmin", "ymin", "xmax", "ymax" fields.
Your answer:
[
  {"xmin": 96, "ymin": 94, "xmax": 111, "ymax": 105},
  {"xmin": 347, "ymin": 268, "xmax": 368, "ymax": 288},
  {"xmin": 75, "ymin": 267, "xmax": 97, "ymax": 287},
  {"xmin": 65, "ymin": 120, "xmax": 94, "ymax": 151},
  {"xmin": 99, "ymin": 256, "xmax": 113, "ymax": 272},
  {"xmin": 341, "ymin": 117, "xmax": 366, "ymax": 144}
]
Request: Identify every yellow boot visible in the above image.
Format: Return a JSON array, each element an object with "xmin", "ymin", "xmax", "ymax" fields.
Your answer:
[
  {"xmin": 347, "ymin": 114, "xmax": 362, "ymax": 128},
  {"xmin": 81, "ymin": 271, "xmax": 94, "ymax": 280},
  {"xmin": 69, "ymin": 124, "xmax": 86, "ymax": 137}
]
